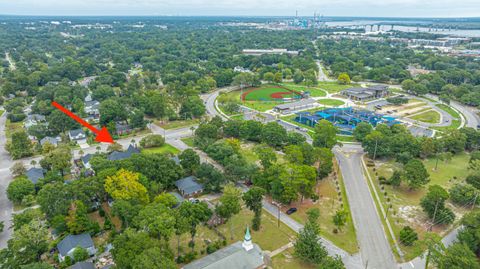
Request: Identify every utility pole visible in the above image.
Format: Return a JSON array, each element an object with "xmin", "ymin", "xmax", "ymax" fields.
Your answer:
[
  {"xmin": 430, "ymin": 200, "xmax": 440, "ymax": 231},
  {"xmin": 373, "ymin": 138, "xmax": 378, "ymax": 160},
  {"xmin": 277, "ymin": 203, "xmax": 281, "ymax": 228}
]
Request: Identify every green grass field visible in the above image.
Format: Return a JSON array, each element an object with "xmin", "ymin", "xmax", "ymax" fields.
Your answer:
[
  {"xmin": 181, "ymin": 137, "xmax": 195, "ymax": 147},
  {"xmin": 141, "ymin": 143, "xmax": 180, "ymax": 155},
  {"xmin": 0, "ymin": 110, "xmax": 4, "ymax": 116},
  {"xmin": 156, "ymin": 119, "xmax": 200, "ymax": 130},
  {"xmin": 409, "ymin": 110, "xmax": 441, "ymax": 124},
  {"xmin": 280, "ymin": 83, "xmax": 327, "ymax": 97},
  {"xmin": 243, "ymin": 85, "xmax": 300, "ymax": 101},
  {"xmin": 436, "ymin": 104, "xmax": 460, "ymax": 119},
  {"xmin": 317, "ymin": 81, "xmax": 358, "ymax": 93},
  {"xmin": 317, "ymin": 99, "xmax": 345, "ymax": 107}
]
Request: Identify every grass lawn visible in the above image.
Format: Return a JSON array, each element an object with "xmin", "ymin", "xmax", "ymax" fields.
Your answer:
[
  {"xmin": 287, "ymin": 161, "xmax": 358, "ymax": 254},
  {"xmin": 317, "ymin": 99, "xmax": 345, "ymax": 107},
  {"xmin": 316, "ymin": 81, "xmax": 358, "ymax": 93},
  {"xmin": 156, "ymin": 118, "xmax": 200, "ymax": 130},
  {"xmin": 181, "ymin": 137, "xmax": 195, "ymax": 147},
  {"xmin": 365, "ymin": 153, "xmax": 471, "ymax": 260},
  {"xmin": 336, "ymin": 135, "xmax": 356, "ymax": 143},
  {"xmin": 217, "ymin": 207, "xmax": 297, "ymax": 251},
  {"xmin": 243, "ymin": 85, "xmax": 300, "ymax": 101},
  {"xmin": 169, "ymin": 223, "xmax": 224, "ymax": 260},
  {"xmin": 409, "ymin": 110, "xmax": 441, "ymax": 124},
  {"xmin": 0, "ymin": 110, "xmax": 4, "ymax": 116},
  {"xmin": 141, "ymin": 143, "xmax": 180, "ymax": 155},
  {"xmin": 271, "ymin": 247, "xmax": 316, "ymax": 269},
  {"xmin": 436, "ymin": 104, "xmax": 460, "ymax": 119},
  {"xmin": 280, "ymin": 83, "xmax": 327, "ymax": 97},
  {"xmin": 229, "ymin": 114, "xmax": 244, "ymax": 121},
  {"xmin": 242, "ymin": 101, "xmax": 282, "ymax": 112}
]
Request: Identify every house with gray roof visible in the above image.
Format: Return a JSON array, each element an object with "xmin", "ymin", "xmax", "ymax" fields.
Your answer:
[
  {"xmin": 68, "ymin": 129, "xmax": 87, "ymax": 142},
  {"xmin": 40, "ymin": 136, "xmax": 60, "ymax": 147},
  {"xmin": 107, "ymin": 144, "xmax": 140, "ymax": 161},
  {"xmin": 81, "ymin": 154, "xmax": 93, "ymax": 169},
  {"xmin": 26, "ymin": 167, "xmax": 44, "ymax": 184},
  {"xmin": 24, "ymin": 114, "xmax": 47, "ymax": 129},
  {"xmin": 175, "ymin": 176, "xmax": 204, "ymax": 197},
  {"xmin": 57, "ymin": 233, "xmax": 96, "ymax": 262},
  {"xmin": 69, "ymin": 262, "xmax": 95, "ymax": 269},
  {"xmin": 183, "ymin": 227, "xmax": 265, "ymax": 269}
]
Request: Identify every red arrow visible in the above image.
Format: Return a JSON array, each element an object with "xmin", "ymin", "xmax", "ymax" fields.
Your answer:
[{"xmin": 51, "ymin": 101, "xmax": 114, "ymax": 144}]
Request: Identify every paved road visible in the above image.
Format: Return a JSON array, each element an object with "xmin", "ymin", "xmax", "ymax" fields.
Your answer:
[
  {"xmin": 334, "ymin": 144, "xmax": 396, "ymax": 269},
  {"xmin": 426, "ymin": 94, "xmax": 480, "ymax": 129},
  {"xmin": 316, "ymin": 61, "xmax": 334, "ymax": 82},
  {"xmin": 0, "ymin": 113, "xmax": 13, "ymax": 249}
]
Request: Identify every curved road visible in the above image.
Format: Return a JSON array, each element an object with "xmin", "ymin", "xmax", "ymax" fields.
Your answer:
[{"xmin": 0, "ymin": 112, "xmax": 13, "ymax": 249}]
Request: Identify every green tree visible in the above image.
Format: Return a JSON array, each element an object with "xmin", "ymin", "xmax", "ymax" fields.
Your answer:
[
  {"xmin": 261, "ymin": 122, "xmax": 287, "ymax": 147},
  {"xmin": 436, "ymin": 243, "xmax": 480, "ymax": 269},
  {"xmin": 263, "ymin": 72, "xmax": 275, "ymax": 83},
  {"xmin": 10, "ymin": 162, "xmax": 26, "ymax": 177},
  {"xmin": 111, "ymin": 228, "xmax": 159, "ymax": 269},
  {"xmin": 313, "ymin": 120, "xmax": 337, "ymax": 149},
  {"xmin": 178, "ymin": 201, "xmax": 212, "ymax": 251},
  {"xmin": 40, "ymin": 145, "xmax": 72, "ymax": 176},
  {"xmin": 7, "ymin": 130, "xmax": 33, "ymax": 159},
  {"xmin": 66, "ymin": 200, "xmax": 92, "ymax": 235},
  {"xmin": 7, "ymin": 177, "xmax": 35, "ymax": 204},
  {"xmin": 274, "ymin": 72, "xmax": 283, "ymax": 83},
  {"xmin": 179, "ymin": 149, "xmax": 200, "ymax": 174},
  {"xmin": 420, "ymin": 185, "xmax": 455, "ymax": 225},
  {"xmin": 133, "ymin": 202, "xmax": 175, "ymax": 241},
  {"xmin": 399, "ymin": 226, "xmax": 418, "ymax": 246},
  {"xmin": 139, "ymin": 134, "xmax": 165, "ymax": 148},
  {"xmin": 72, "ymin": 247, "xmax": 89, "ymax": 262},
  {"xmin": 352, "ymin": 122, "xmax": 372, "ymax": 142},
  {"xmin": 293, "ymin": 70, "xmax": 304, "ymax": 84},
  {"xmin": 294, "ymin": 208, "xmax": 328, "ymax": 264},
  {"xmin": 243, "ymin": 187, "xmax": 266, "ymax": 231},
  {"xmin": 104, "ymin": 169, "xmax": 149, "ymax": 204},
  {"xmin": 337, "ymin": 73, "xmax": 351, "ymax": 85},
  {"xmin": 254, "ymin": 144, "xmax": 277, "ymax": 169},
  {"xmin": 132, "ymin": 247, "xmax": 176, "ymax": 269},
  {"xmin": 403, "ymin": 159, "xmax": 429, "ymax": 189},
  {"xmin": 332, "ymin": 210, "xmax": 348, "ymax": 231},
  {"xmin": 6, "ymin": 219, "xmax": 49, "ymax": 266},
  {"xmin": 216, "ymin": 184, "xmax": 242, "ymax": 239},
  {"xmin": 449, "ymin": 184, "xmax": 479, "ymax": 205}
]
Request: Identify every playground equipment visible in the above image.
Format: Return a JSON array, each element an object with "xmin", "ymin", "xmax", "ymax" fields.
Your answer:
[{"xmin": 294, "ymin": 107, "xmax": 400, "ymax": 135}]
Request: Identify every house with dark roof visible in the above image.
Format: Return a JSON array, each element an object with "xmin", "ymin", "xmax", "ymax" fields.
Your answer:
[
  {"xmin": 175, "ymin": 176, "xmax": 204, "ymax": 197},
  {"xmin": 26, "ymin": 167, "xmax": 44, "ymax": 184},
  {"xmin": 107, "ymin": 144, "xmax": 140, "ymax": 161},
  {"xmin": 40, "ymin": 136, "xmax": 60, "ymax": 147},
  {"xmin": 24, "ymin": 114, "xmax": 47, "ymax": 129},
  {"xmin": 183, "ymin": 227, "xmax": 265, "ymax": 269},
  {"xmin": 115, "ymin": 122, "xmax": 132, "ymax": 136},
  {"xmin": 69, "ymin": 262, "xmax": 95, "ymax": 269},
  {"xmin": 81, "ymin": 154, "xmax": 93, "ymax": 169},
  {"xmin": 68, "ymin": 129, "xmax": 87, "ymax": 142},
  {"xmin": 57, "ymin": 233, "xmax": 96, "ymax": 262}
]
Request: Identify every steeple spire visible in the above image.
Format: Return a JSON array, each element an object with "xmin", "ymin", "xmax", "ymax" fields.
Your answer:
[{"xmin": 242, "ymin": 226, "xmax": 253, "ymax": 251}]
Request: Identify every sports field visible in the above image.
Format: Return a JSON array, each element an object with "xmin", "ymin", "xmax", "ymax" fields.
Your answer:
[{"xmin": 241, "ymin": 85, "xmax": 301, "ymax": 101}]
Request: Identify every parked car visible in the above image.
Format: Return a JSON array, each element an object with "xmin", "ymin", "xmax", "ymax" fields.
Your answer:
[
  {"xmin": 286, "ymin": 207, "xmax": 297, "ymax": 215},
  {"xmin": 189, "ymin": 198, "xmax": 200, "ymax": 204}
]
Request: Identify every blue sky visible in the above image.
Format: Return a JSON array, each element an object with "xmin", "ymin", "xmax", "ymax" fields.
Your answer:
[{"xmin": 1, "ymin": 0, "xmax": 479, "ymax": 17}]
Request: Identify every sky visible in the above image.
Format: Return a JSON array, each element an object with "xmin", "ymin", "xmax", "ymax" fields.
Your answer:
[{"xmin": 0, "ymin": 0, "xmax": 479, "ymax": 18}]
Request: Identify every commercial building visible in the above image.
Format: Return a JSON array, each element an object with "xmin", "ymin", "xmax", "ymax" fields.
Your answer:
[{"xmin": 341, "ymin": 85, "xmax": 389, "ymax": 101}]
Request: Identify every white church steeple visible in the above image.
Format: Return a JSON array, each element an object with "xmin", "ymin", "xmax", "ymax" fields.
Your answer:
[{"xmin": 242, "ymin": 226, "xmax": 254, "ymax": 251}]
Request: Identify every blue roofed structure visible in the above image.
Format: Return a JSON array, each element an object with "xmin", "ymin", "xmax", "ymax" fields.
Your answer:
[{"xmin": 26, "ymin": 168, "xmax": 44, "ymax": 184}]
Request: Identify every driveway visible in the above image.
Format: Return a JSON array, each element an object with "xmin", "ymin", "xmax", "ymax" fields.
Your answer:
[
  {"xmin": 334, "ymin": 144, "xmax": 397, "ymax": 269},
  {"xmin": 0, "ymin": 113, "xmax": 13, "ymax": 248}
]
